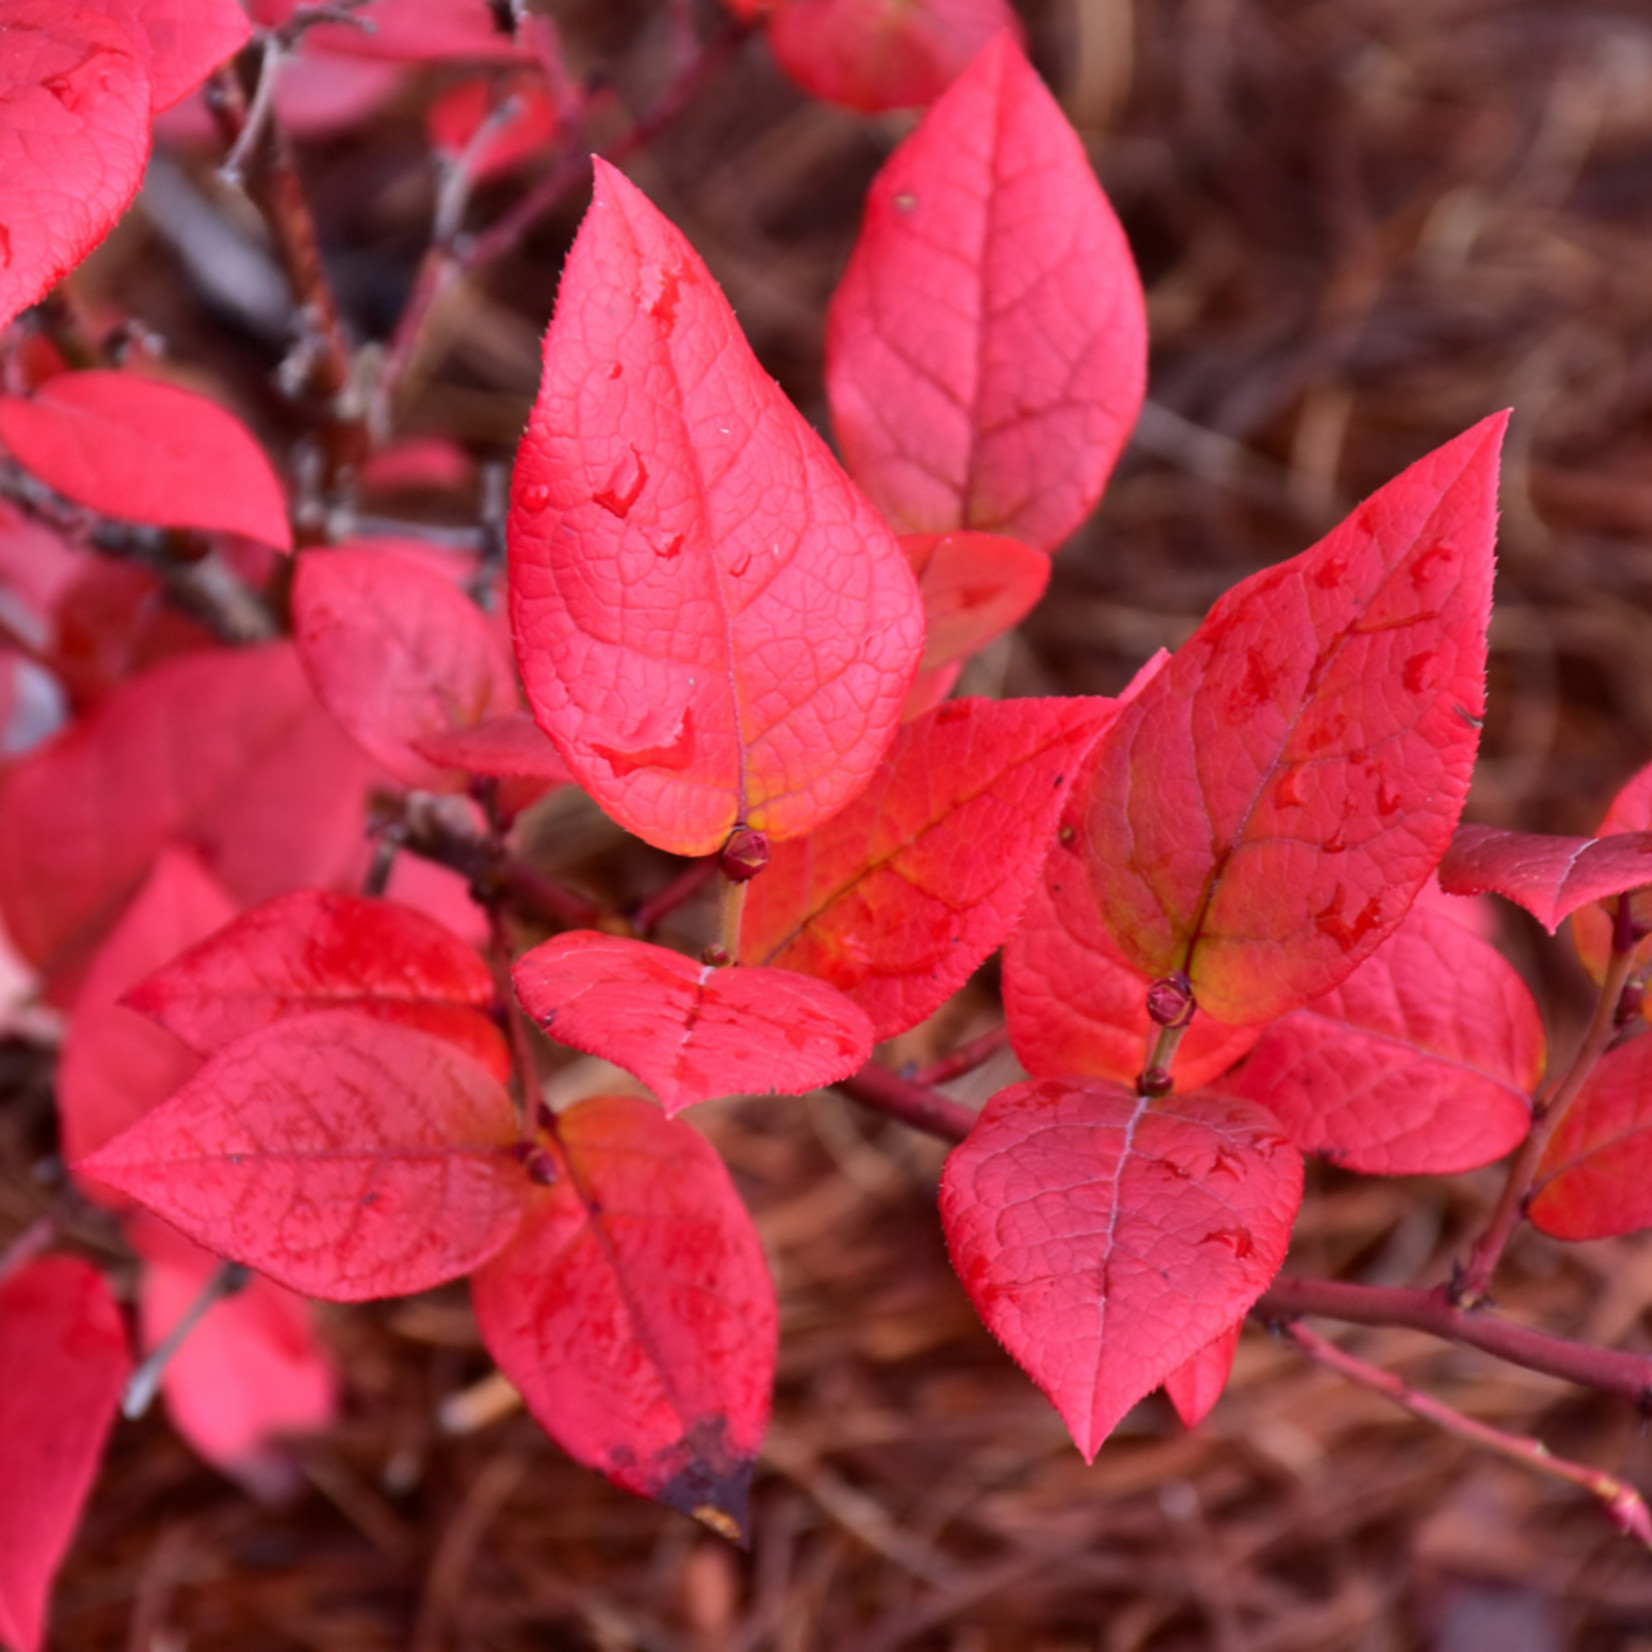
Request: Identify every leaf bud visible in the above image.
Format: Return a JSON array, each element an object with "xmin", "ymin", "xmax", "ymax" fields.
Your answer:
[
  {"xmin": 1146, "ymin": 972, "xmax": 1196, "ymax": 1029},
  {"xmin": 719, "ymin": 826, "xmax": 770, "ymax": 882}
]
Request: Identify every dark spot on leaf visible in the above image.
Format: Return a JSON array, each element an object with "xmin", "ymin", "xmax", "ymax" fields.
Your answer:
[
  {"xmin": 1201, "ymin": 1227, "xmax": 1254, "ymax": 1258},
  {"xmin": 648, "ymin": 261, "xmax": 691, "ymax": 331},
  {"xmin": 361, "ymin": 1192, "xmax": 380, "ymax": 1208},
  {"xmin": 651, "ymin": 1416, "xmax": 755, "ymax": 1544},
  {"xmin": 1225, "ymin": 645, "xmax": 1284, "ymax": 721},
  {"xmin": 1313, "ymin": 885, "xmax": 1383, "ymax": 951},
  {"xmin": 1410, "ymin": 538, "xmax": 1455, "ymax": 589},
  {"xmin": 1403, "ymin": 651, "xmax": 1435, "ymax": 694},
  {"xmin": 591, "ymin": 707, "xmax": 695, "ymax": 776},
  {"xmin": 594, "ymin": 449, "xmax": 647, "ymax": 519},
  {"xmin": 654, "ymin": 533, "xmax": 683, "ymax": 561},
  {"xmin": 1273, "ymin": 768, "xmax": 1305, "ymax": 809}
]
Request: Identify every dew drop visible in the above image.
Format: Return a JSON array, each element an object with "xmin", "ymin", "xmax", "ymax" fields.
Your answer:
[
  {"xmin": 521, "ymin": 482, "xmax": 552, "ymax": 512},
  {"xmin": 894, "ymin": 191, "xmax": 917, "ymax": 214}
]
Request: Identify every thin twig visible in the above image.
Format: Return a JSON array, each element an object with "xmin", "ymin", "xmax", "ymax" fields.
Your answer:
[
  {"xmin": 909, "ymin": 1025, "xmax": 1010, "ymax": 1088},
  {"xmin": 629, "ymin": 857, "xmax": 717, "ymax": 937},
  {"xmin": 837, "ymin": 1062, "xmax": 976, "ymax": 1143},
  {"xmin": 123, "ymin": 1261, "xmax": 251, "ymax": 1419}
]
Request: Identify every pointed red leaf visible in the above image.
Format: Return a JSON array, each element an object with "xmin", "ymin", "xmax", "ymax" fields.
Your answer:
[
  {"xmin": 903, "ymin": 531, "xmax": 1050, "ymax": 673},
  {"xmin": 124, "ymin": 888, "xmax": 508, "ymax": 1081},
  {"xmin": 0, "ymin": 372, "xmax": 291, "ymax": 548},
  {"xmin": 412, "ymin": 712, "xmax": 574, "ymax": 785},
  {"xmin": 1163, "ymin": 1323, "xmax": 1239, "ymax": 1430},
  {"xmin": 102, "ymin": 0, "xmax": 251, "ymax": 109},
  {"xmin": 1003, "ymin": 792, "xmax": 1259, "ymax": 1093},
  {"xmin": 1080, "ymin": 415, "xmax": 1507, "ymax": 1026},
  {"xmin": 825, "ymin": 35, "xmax": 1146, "ymax": 553},
  {"xmin": 471, "ymin": 1095, "xmax": 776, "ymax": 1535},
  {"xmin": 509, "ymin": 159, "xmax": 924, "ymax": 856},
  {"xmin": 0, "ymin": 643, "xmax": 373, "ymax": 982},
  {"xmin": 77, "ymin": 1013, "xmax": 525, "ymax": 1301},
  {"xmin": 1530, "ymin": 1036, "xmax": 1652, "ymax": 1241},
  {"xmin": 940, "ymin": 1078, "xmax": 1301, "ymax": 1458},
  {"xmin": 0, "ymin": 1256, "xmax": 130, "ymax": 1652},
  {"xmin": 0, "ymin": 3, "xmax": 151, "ymax": 332},
  {"xmin": 1217, "ymin": 906, "xmax": 1538, "ymax": 1174},
  {"xmin": 743, "ymin": 697, "xmax": 1116, "ymax": 1039},
  {"xmin": 514, "ymin": 932, "xmax": 872, "ymax": 1114},
  {"xmin": 1438, "ymin": 822, "xmax": 1652, "ymax": 933},
  {"xmin": 1574, "ymin": 760, "xmax": 1652, "ymax": 987},
  {"xmin": 132, "ymin": 1218, "xmax": 336, "ymax": 1502},
  {"xmin": 292, "ymin": 545, "xmax": 519, "ymax": 790},
  {"xmin": 765, "ymin": 0, "xmax": 1023, "ymax": 112},
  {"xmin": 58, "ymin": 848, "xmax": 236, "ymax": 1175}
]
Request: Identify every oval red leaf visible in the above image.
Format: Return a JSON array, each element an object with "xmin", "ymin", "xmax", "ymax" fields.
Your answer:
[
  {"xmin": 743, "ymin": 696, "xmax": 1117, "ymax": 1039},
  {"xmin": 1163, "ymin": 1323, "xmax": 1240, "ymax": 1430},
  {"xmin": 825, "ymin": 35, "xmax": 1146, "ymax": 553},
  {"xmin": 509, "ymin": 159, "xmax": 923, "ymax": 855},
  {"xmin": 0, "ymin": 1256, "xmax": 130, "ymax": 1652},
  {"xmin": 1080, "ymin": 414, "xmax": 1508, "ymax": 1026},
  {"xmin": 471, "ymin": 1095, "xmax": 776, "ymax": 1537},
  {"xmin": 1530, "ymin": 1036, "xmax": 1652, "ymax": 1242},
  {"xmin": 77, "ymin": 1013, "xmax": 526, "ymax": 1301},
  {"xmin": 1216, "ymin": 906, "xmax": 1539, "ymax": 1175},
  {"xmin": 0, "ymin": 372, "xmax": 291, "ymax": 548},
  {"xmin": 1574, "ymin": 760, "xmax": 1652, "ymax": 987},
  {"xmin": 514, "ymin": 932, "xmax": 872, "ymax": 1114},
  {"xmin": 1439, "ymin": 822, "xmax": 1652, "ymax": 934},
  {"xmin": 902, "ymin": 531, "xmax": 1050, "ymax": 674},
  {"xmin": 0, "ymin": 4, "xmax": 151, "ymax": 332},
  {"xmin": 939, "ymin": 1077, "xmax": 1302, "ymax": 1459},
  {"xmin": 293, "ymin": 545, "xmax": 519, "ymax": 790}
]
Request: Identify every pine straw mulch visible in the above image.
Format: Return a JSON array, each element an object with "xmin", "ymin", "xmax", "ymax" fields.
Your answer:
[{"xmin": 9, "ymin": 0, "xmax": 1652, "ymax": 1646}]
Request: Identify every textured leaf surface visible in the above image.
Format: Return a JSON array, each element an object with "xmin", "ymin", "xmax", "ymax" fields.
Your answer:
[
  {"xmin": 1574, "ymin": 761, "xmax": 1652, "ymax": 986},
  {"xmin": 1530, "ymin": 1036, "xmax": 1652, "ymax": 1241},
  {"xmin": 0, "ymin": 1256, "xmax": 130, "ymax": 1652},
  {"xmin": 1217, "ymin": 906, "xmax": 1538, "ymax": 1174},
  {"xmin": 1081, "ymin": 415, "xmax": 1507, "ymax": 1026},
  {"xmin": 0, "ymin": 3, "xmax": 151, "ymax": 332},
  {"xmin": 903, "ymin": 531, "xmax": 1050, "ymax": 673},
  {"xmin": 412, "ymin": 711, "xmax": 574, "ymax": 784},
  {"xmin": 1438, "ymin": 822, "xmax": 1652, "ymax": 933},
  {"xmin": 58, "ymin": 848, "xmax": 236, "ymax": 1174},
  {"xmin": 78, "ymin": 1013, "xmax": 525, "ymax": 1300},
  {"xmin": 292, "ymin": 545, "xmax": 519, "ymax": 790},
  {"xmin": 940, "ymin": 1078, "xmax": 1301, "ymax": 1458},
  {"xmin": 0, "ymin": 643, "xmax": 372, "ymax": 982},
  {"xmin": 514, "ymin": 932, "xmax": 872, "ymax": 1114},
  {"xmin": 0, "ymin": 372, "xmax": 291, "ymax": 548},
  {"xmin": 125, "ymin": 888, "xmax": 508, "ymax": 1080},
  {"xmin": 105, "ymin": 0, "xmax": 250, "ymax": 108},
  {"xmin": 743, "ymin": 697, "xmax": 1115, "ymax": 1039},
  {"xmin": 509, "ymin": 159, "xmax": 923, "ymax": 855},
  {"xmin": 765, "ymin": 0, "xmax": 1023, "ymax": 112},
  {"xmin": 471, "ymin": 1095, "xmax": 776, "ymax": 1535},
  {"xmin": 826, "ymin": 35, "xmax": 1146, "ymax": 552},
  {"xmin": 1163, "ymin": 1323, "xmax": 1239, "ymax": 1430}
]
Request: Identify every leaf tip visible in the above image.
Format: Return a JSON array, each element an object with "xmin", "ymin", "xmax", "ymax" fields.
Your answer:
[{"xmin": 652, "ymin": 1423, "xmax": 757, "ymax": 1546}]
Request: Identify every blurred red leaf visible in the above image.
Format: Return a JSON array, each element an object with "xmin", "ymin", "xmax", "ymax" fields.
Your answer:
[
  {"xmin": 299, "ymin": 0, "xmax": 529, "ymax": 62},
  {"xmin": 77, "ymin": 1013, "xmax": 525, "ymax": 1300},
  {"xmin": 0, "ymin": 3, "xmax": 151, "ymax": 332},
  {"xmin": 743, "ymin": 696, "xmax": 1115, "ymax": 1038},
  {"xmin": 1080, "ymin": 414, "xmax": 1507, "ymax": 1026},
  {"xmin": 0, "ymin": 643, "xmax": 374, "ymax": 984},
  {"xmin": 427, "ymin": 71, "xmax": 558, "ymax": 180},
  {"xmin": 52, "ymin": 558, "xmax": 215, "ymax": 704},
  {"xmin": 764, "ymin": 0, "xmax": 1023, "ymax": 112},
  {"xmin": 940, "ymin": 1077, "xmax": 1301, "ymax": 1458},
  {"xmin": 103, "ymin": 0, "xmax": 250, "ymax": 109},
  {"xmin": 124, "ymin": 888, "xmax": 508, "ymax": 1081},
  {"xmin": 1163, "ymin": 1323, "xmax": 1239, "ymax": 1430},
  {"xmin": 292, "ymin": 545, "xmax": 519, "ymax": 790},
  {"xmin": 514, "ymin": 932, "xmax": 872, "ymax": 1114},
  {"xmin": 1530, "ymin": 1036, "xmax": 1652, "ymax": 1242},
  {"xmin": 1439, "ymin": 822, "xmax": 1652, "ymax": 933},
  {"xmin": 903, "ymin": 530, "xmax": 1050, "ymax": 673},
  {"xmin": 1217, "ymin": 906, "xmax": 1538, "ymax": 1174},
  {"xmin": 1574, "ymin": 760, "xmax": 1652, "ymax": 988},
  {"xmin": 509, "ymin": 159, "xmax": 923, "ymax": 856},
  {"xmin": 826, "ymin": 35, "xmax": 1146, "ymax": 553},
  {"xmin": 471, "ymin": 1094, "xmax": 776, "ymax": 1536},
  {"xmin": 412, "ymin": 712, "xmax": 573, "ymax": 785},
  {"xmin": 0, "ymin": 372, "xmax": 291, "ymax": 548},
  {"xmin": 0, "ymin": 1255, "xmax": 130, "ymax": 1652}
]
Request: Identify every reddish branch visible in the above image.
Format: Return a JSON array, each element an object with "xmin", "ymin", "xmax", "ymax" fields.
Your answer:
[{"xmin": 837, "ymin": 1062, "xmax": 975, "ymax": 1143}]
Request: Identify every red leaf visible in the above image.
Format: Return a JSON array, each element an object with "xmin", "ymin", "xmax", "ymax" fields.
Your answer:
[
  {"xmin": 742, "ymin": 697, "xmax": 1116, "ymax": 1039},
  {"xmin": 292, "ymin": 545, "xmax": 519, "ymax": 790},
  {"xmin": 53, "ymin": 558, "xmax": 216, "ymax": 704},
  {"xmin": 0, "ymin": 1256, "xmax": 130, "ymax": 1652},
  {"xmin": 58, "ymin": 848, "xmax": 236, "ymax": 1175},
  {"xmin": 1163, "ymin": 1323, "xmax": 1239, "ymax": 1430},
  {"xmin": 1439, "ymin": 822, "xmax": 1652, "ymax": 934},
  {"xmin": 1530, "ymin": 1036, "xmax": 1652, "ymax": 1242},
  {"xmin": 0, "ymin": 371, "xmax": 291, "ymax": 548},
  {"xmin": 0, "ymin": 3, "xmax": 151, "ymax": 332},
  {"xmin": 1003, "ymin": 791, "xmax": 1259, "ymax": 1092},
  {"xmin": 102, "ymin": 0, "xmax": 250, "ymax": 109},
  {"xmin": 412, "ymin": 711, "xmax": 574, "ymax": 785},
  {"xmin": 132, "ymin": 1218, "xmax": 336, "ymax": 1502},
  {"xmin": 1079, "ymin": 414, "xmax": 1507, "ymax": 1026},
  {"xmin": 471, "ymin": 1094, "xmax": 776, "ymax": 1535},
  {"xmin": 765, "ymin": 0, "xmax": 1023, "ymax": 112},
  {"xmin": 1574, "ymin": 760, "xmax": 1652, "ymax": 987},
  {"xmin": 509, "ymin": 159, "xmax": 924, "ymax": 856},
  {"xmin": 514, "ymin": 932, "xmax": 872, "ymax": 1114},
  {"xmin": 940, "ymin": 1078, "xmax": 1301, "ymax": 1458},
  {"xmin": 77, "ymin": 1013, "xmax": 525, "ymax": 1301},
  {"xmin": 124, "ymin": 888, "xmax": 508, "ymax": 1081},
  {"xmin": 0, "ymin": 643, "xmax": 373, "ymax": 982},
  {"xmin": 903, "ymin": 531, "xmax": 1050, "ymax": 674},
  {"xmin": 825, "ymin": 35, "xmax": 1146, "ymax": 553},
  {"xmin": 1217, "ymin": 906, "xmax": 1539, "ymax": 1175}
]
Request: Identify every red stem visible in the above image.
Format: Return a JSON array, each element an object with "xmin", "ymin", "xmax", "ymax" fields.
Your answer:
[
  {"xmin": 837, "ymin": 1062, "xmax": 976, "ymax": 1143},
  {"xmin": 910, "ymin": 1025, "xmax": 1010, "ymax": 1088}
]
